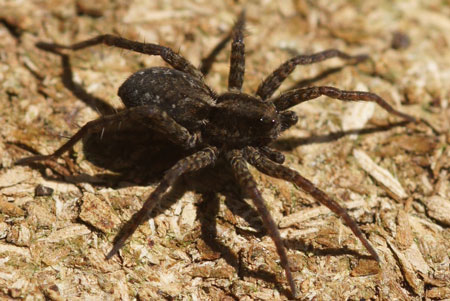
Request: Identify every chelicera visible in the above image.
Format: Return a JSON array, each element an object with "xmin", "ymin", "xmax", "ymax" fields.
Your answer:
[{"xmin": 17, "ymin": 11, "xmax": 416, "ymax": 298}]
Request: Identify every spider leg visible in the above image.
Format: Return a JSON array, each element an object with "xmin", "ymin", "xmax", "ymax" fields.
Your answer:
[
  {"xmin": 258, "ymin": 146, "xmax": 285, "ymax": 164},
  {"xmin": 225, "ymin": 149, "xmax": 297, "ymax": 298},
  {"xmin": 228, "ymin": 10, "xmax": 246, "ymax": 91},
  {"xmin": 106, "ymin": 146, "xmax": 218, "ymax": 259},
  {"xmin": 243, "ymin": 146, "xmax": 381, "ymax": 263},
  {"xmin": 256, "ymin": 49, "xmax": 368, "ymax": 100},
  {"xmin": 36, "ymin": 35, "xmax": 203, "ymax": 80},
  {"xmin": 15, "ymin": 105, "xmax": 199, "ymax": 165},
  {"xmin": 279, "ymin": 110, "xmax": 299, "ymax": 131},
  {"xmin": 272, "ymin": 86, "xmax": 416, "ymax": 122}
]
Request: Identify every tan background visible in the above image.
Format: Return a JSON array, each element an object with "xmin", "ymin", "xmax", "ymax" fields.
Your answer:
[{"xmin": 0, "ymin": 0, "xmax": 449, "ymax": 300}]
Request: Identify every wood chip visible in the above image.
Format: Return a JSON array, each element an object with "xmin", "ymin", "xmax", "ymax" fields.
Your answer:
[
  {"xmin": 403, "ymin": 242, "xmax": 430, "ymax": 276},
  {"xmin": 0, "ymin": 197, "xmax": 25, "ymax": 217},
  {"xmin": 280, "ymin": 206, "xmax": 330, "ymax": 228},
  {"xmin": 341, "ymin": 83, "xmax": 375, "ymax": 140},
  {"xmin": 353, "ymin": 149, "xmax": 407, "ymax": 199},
  {"xmin": 179, "ymin": 202, "xmax": 196, "ymax": 229},
  {"xmin": 6, "ymin": 222, "xmax": 32, "ymax": 247},
  {"xmin": 40, "ymin": 245, "xmax": 71, "ymax": 266},
  {"xmin": 280, "ymin": 198, "xmax": 378, "ymax": 228},
  {"xmin": 395, "ymin": 210, "xmax": 413, "ymax": 250},
  {"xmin": 0, "ymin": 166, "xmax": 30, "ymax": 188},
  {"xmin": 86, "ymin": 248, "xmax": 117, "ymax": 273},
  {"xmin": 423, "ymin": 195, "xmax": 450, "ymax": 226},
  {"xmin": 389, "ymin": 135, "xmax": 437, "ymax": 154},
  {"xmin": 427, "ymin": 286, "xmax": 450, "ymax": 299},
  {"xmin": 387, "ymin": 240, "xmax": 424, "ymax": 295},
  {"xmin": 0, "ymin": 242, "xmax": 31, "ymax": 258},
  {"xmin": 24, "ymin": 202, "xmax": 57, "ymax": 228},
  {"xmin": 110, "ymin": 270, "xmax": 130, "ymax": 301},
  {"xmin": 79, "ymin": 193, "xmax": 121, "ymax": 233},
  {"xmin": 350, "ymin": 258, "xmax": 381, "ymax": 276},
  {"xmin": 39, "ymin": 225, "xmax": 91, "ymax": 243},
  {"xmin": 189, "ymin": 259, "xmax": 234, "ymax": 279}
]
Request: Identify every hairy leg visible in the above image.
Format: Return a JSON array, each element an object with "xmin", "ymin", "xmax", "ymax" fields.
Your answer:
[
  {"xmin": 225, "ymin": 149, "xmax": 297, "ymax": 298},
  {"xmin": 228, "ymin": 10, "xmax": 246, "ymax": 91},
  {"xmin": 243, "ymin": 146, "xmax": 381, "ymax": 263},
  {"xmin": 258, "ymin": 146, "xmax": 285, "ymax": 164},
  {"xmin": 200, "ymin": 9, "xmax": 248, "ymax": 77},
  {"xmin": 107, "ymin": 147, "xmax": 218, "ymax": 259},
  {"xmin": 272, "ymin": 86, "xmax": 416, "ymax": 122},
  {"xmin": 16, "ymin": 105, "xmax": 198, "ymax": 165},
  {"xmin": 279, "ymin": 110, "xmax": 299, "ymax": 131},
  {"xmin": 256, "ymin": 49, "xmax": 367, "ymax": 100},
  {"xmin": 36, "ymin": 35, "xmax": 203, "ymax": 80}
]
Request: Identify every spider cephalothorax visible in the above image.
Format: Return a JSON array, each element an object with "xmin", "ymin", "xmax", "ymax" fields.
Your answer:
[
  {"xmin": 17, "ymin": 11, "xmax": 416, "ymax": 298},
  {"xmin": 206, "ymin": 92, "xmax": 283, "ymax": 147}
]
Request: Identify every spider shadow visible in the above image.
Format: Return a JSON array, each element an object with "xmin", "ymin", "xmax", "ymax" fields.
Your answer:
[
  {"xmin": 89, "ymin": 145, "xmax": 293, "ymax": 296},
  {"xmin": 273, "ymin": 120, "xmax": 411, "ymax": 151},
  {"xmin": 36, "ymin": 42, "xmax": 117, "ymax": 116},
  {"xmin": 283, "ymin": 236, "xmax": 375, "ymax": 261},
  {"xmin": 289, "ymin": 65, "xmax": 346, "ymax": 90},
  {"xmin": 184, "ymin": 169, "xmax": 293, "ymax": 295}
]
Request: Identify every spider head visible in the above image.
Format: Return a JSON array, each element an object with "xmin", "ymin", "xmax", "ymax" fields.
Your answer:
[{"xmin": 205, "ymin": 92, "xmax": 282, "ymax": 147}]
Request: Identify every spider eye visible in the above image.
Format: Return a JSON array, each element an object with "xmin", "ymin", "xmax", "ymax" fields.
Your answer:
[{"xmin": 259, "ymin": 116, "xmax": 275, "ymax": 124}]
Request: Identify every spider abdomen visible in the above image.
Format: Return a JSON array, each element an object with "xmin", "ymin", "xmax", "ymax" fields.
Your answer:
[{"xmin": 118, "ymin": 67, "xmax": 215, "ymax": 130}]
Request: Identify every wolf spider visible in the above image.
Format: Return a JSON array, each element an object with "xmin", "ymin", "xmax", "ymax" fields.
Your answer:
[{"xmin": 17, "ymin": 11, "xmax": 416, "ymax": 298}]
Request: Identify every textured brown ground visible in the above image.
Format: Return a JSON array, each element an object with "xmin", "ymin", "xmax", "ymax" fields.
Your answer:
[{"xmin": 0, "ymin": 1, "xmax": 449, "ymax": 300}]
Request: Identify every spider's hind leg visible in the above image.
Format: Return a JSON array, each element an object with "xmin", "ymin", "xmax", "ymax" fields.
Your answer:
[
  {"xmin": 16, "ymin": 105, "xmax": 199, "ymax": 166},
  {"xmin": 36, "ymin": 35, "xmax": 203, "ymax": 80}
]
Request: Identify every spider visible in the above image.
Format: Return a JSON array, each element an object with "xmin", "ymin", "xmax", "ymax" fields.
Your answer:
[{"xmin": 17, "ymin": 11, "xmax": 416, "ymax": 298}]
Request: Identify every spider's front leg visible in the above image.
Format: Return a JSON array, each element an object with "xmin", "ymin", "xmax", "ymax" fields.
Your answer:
[
  {"xmin": 271, "ymin": 86, "xmax": 416, "ymax": 122},
  {"xmin": 257, "ymin": 49, "xmax": 368, "ymax": 100},
  {"xmin": 225, "ymin": 149, "xmax": 297, "ymax": 298},
  {"xmin": 107, "ymin": 146, "xmax": 218, "ymax": 259},
  {"xmin": 243, "ymin": 146, "xmax": 381, "ymax": 263},
  {"xmin": 16, "ymin": 105, "xmax": 199, "ymax": 166}
]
